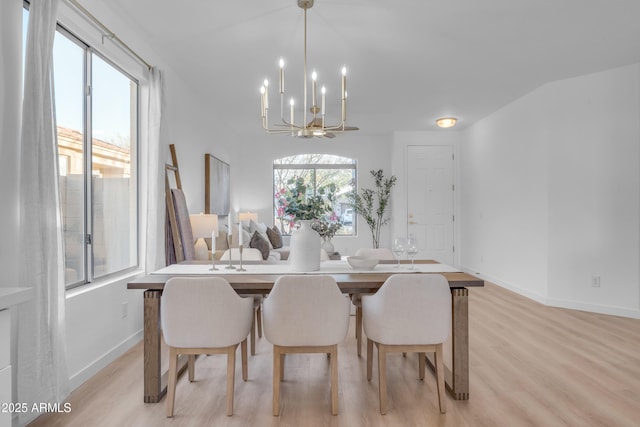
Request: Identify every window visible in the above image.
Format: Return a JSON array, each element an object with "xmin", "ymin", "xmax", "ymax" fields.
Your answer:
[
  {"xmin": 52, "ymin": 26, "xmax": 139, "ymax": 288},
  {"xmin": 274, "ymin": 154, "xmax": 356, "ymax": 235}
]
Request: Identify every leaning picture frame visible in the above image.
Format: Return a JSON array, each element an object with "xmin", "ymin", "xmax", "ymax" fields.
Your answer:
[{"xmin": 205, "ymin": 154, "xmax": 230, "ymax": 215}]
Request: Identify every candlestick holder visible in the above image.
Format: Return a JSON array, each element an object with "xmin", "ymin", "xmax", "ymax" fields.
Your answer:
[
  {"xmin": 209, "ymin": 249, "xmax": 218, "ymax": 271},
  {"xmin": 225, "ymin": 235, "xmax": 236, "ymax": 270},
  {"xmin": 237, "ymin": 245, "xmax": 246, "ymax": 271}
]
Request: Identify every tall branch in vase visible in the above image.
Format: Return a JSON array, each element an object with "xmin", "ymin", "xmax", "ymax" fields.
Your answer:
[{"xmin": 347, "ymin": 169, "xmax": 397, "ymax": 249}]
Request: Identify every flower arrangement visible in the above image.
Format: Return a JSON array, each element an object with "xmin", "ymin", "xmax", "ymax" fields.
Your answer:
[
  {"xmin": 275, "ymin": 177, "xmax": 341, "ymax": 235},
  {"xmin": 311, "ymin": 215, "xmax": 342, "ymax": 241}
]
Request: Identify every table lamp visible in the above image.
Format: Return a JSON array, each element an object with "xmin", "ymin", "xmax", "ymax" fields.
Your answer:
[{"xmin": 189, "ymin": 213, "xmax": 218, "ymax": 261}]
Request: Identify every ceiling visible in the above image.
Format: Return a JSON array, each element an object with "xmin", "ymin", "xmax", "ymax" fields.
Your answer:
[{"xmin": 101, "ymin": 0, "xmax": 640, "ymax": 136}]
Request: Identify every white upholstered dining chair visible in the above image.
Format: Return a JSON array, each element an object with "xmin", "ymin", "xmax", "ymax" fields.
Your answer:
[
  {"xmin": 161, "ymin": 277, "xmax": 254, "ymax": 417},
  {"xmin": 362, "ymin": 274, "xmax": 451, "ymax": 415},
  {"xmin": 351, "ymin": 247, "xmax": 396, "ymax": 356},
  {"xmin": 263, "ymin": 275, "xmax": 350, "ymax": 416}
]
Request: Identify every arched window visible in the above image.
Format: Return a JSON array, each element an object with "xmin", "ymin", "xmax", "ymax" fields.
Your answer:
[{"xmin": 274, "ymin": 154, "xmax": 357, "ymax": 235}]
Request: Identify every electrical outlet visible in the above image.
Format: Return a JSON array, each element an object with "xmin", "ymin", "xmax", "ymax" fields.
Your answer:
[
  {"xmin": 591, "ymin": 276, "xmax": 601, "ymax": 287},
  {"xmin": 121, "ymin": 302, "xmax": 128, "ymax": 318}
]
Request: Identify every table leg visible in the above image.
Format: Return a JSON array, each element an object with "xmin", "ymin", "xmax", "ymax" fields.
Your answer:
[
  {"xmin": 143, "ymin": 290, "xmax": 162, "ymax": 402},
  {"xmin": 143, "ymin": 289, "xmax": 189, "ymax": 403},
  {"xmin": 425, "ymin": 287, "xmax": 469, "ymax": 400}
]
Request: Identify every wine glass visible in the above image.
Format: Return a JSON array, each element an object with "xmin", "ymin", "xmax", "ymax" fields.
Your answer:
[
  {"xmin": 393, "ymin": 237, "xmax": 407, "ymax": 268},
  {"xmin": 406, "ymin": 235, "xmax": 419, "ymax": 269}
]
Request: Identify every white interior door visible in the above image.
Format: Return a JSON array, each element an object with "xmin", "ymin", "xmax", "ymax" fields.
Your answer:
[{"xmin": 406, "ymin": 145, "xmax": 454, "ymax": 264}]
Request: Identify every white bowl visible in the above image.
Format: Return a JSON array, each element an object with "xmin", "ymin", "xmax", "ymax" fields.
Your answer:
[{"xmin": 347, "ymin": 256, "xmax": 379, "ymax": 270}]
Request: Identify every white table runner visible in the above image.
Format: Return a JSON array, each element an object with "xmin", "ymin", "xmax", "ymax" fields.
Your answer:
[{"xmin": 151, "ymin": 260, "xmax": 462, "ymax": 276}]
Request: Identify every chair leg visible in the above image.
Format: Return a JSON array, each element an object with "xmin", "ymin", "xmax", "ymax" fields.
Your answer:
[
  {"xmin": 166, "ymin": 347, "xmax": 178, "ymax": 418},
  {"xmin": 367, "ymin": 339, "xmax": 374, "ymax": 381},
  {"xmin": 330, "ymin": 345, "xmax": 339, "ymax": 415},
  {"xmin": 378, "ymin": 344, "xmax": 388, "ymax": 415},
  {"xmin": 241, "ymin": 338, "xmax": 248, "ymax": 381},
  {"xmin": 418, "ymin": 352, "xmax": 425, "ymax": 380},
  {"xmin": 250, "ymin": 316, "xmax": 256, "ymax": 356},
  {"xmin": 356, "ymin": 305, "xmax": 362, "ymax": 356},
  {"xmin": 226, "ymin": 345, "xmax": 236, "ymax": 416},
  {"xmin": 188, "ymin": 354, "xmax": 195, "ymax": 382},
  {"xmin": 280, "ymin": 353, "xmax": 285, "ymax": 381},
  {"xmin": 273, "ymin": 346, "xmax": 281, "ymax": 416},
  {"xmin": 256, "ymin": 304, "xmax": 263, "ymax": 338},
  {"xmin": 435, "ymin": 344, "xmax": 446, "ymax": 414}
]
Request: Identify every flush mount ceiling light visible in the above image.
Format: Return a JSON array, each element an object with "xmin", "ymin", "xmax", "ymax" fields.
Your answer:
[
  {"xmin": 436, "ymin": 117, "xmax": 457, "ymax": 128},
  {"xmin": 259, "ymin": 0, "xmax": 359, "ymax": 138}
]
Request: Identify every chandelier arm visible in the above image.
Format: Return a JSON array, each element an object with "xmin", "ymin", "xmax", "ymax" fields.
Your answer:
[
  {"xmin": 280, "ymin": 92, "xmax": 285, "ymax": 124},
  {"xmin": 323, "ymin": 122, "xmax": 347, "ymax": 132},
  {"xmin": 264, "ymin": 129, "xmax": 296, "ymax": 135}
]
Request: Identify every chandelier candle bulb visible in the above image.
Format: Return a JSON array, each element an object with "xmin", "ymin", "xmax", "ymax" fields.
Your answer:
[
  {"xmin": 321, "ymin": 86, "xmax": 326, "ymax": 115},
  {"xmin": 263, "ymin": 79, "xmax": 269, "ymax": 109},
  {"xmin": 279, "ymin": 57, "xmax": 285, "ymax": 93},
  {"xmin": 341, "ymin": 66, "xmax": 346, "ymax": 98},
  {"xmin": 260, "ymin": 86, "xmax": 265, "ymax": 116},
  {"xmin": 341, "ymin": 67, "xmax": 347, "ymax": 122},
  {"xmin": 290, "ymin": 98, "xmax": 295, "ymax": 124}
]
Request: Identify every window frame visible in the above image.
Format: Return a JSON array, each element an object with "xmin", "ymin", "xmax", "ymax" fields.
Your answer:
[
  {"xmin": 273, "ymin": 154, "xmax": 357, "ymax": 236},
  {"xmin": 54, "ymin": 23, "xmax": 140, "ymax": 289}
]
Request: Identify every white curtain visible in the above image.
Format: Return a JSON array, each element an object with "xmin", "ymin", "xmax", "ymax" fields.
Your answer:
[
  {"xmin": 18, "ymin": 0, "xmax": 70, "ymax": 425},
  {"xmin": 142, "ymin": 67, "xmax": 166, "ymax": 272}
]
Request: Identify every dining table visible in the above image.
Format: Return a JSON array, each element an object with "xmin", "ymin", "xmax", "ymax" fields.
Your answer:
[{"xmin": 127, "ymin": 259, "xmax": 484, "ymax": 403}]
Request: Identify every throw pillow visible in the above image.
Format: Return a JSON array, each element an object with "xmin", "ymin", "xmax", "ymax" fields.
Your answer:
[
  {"xmin": 249, "ymin": 231, "xmax": 270, "ymax": 260},
  {"xmin": 266, "ymin": 226, "xmax": 283, "ymax": 249},
  {"xmin": 250, "ymin": 219, "xmax": 273, "ymax": 249}
]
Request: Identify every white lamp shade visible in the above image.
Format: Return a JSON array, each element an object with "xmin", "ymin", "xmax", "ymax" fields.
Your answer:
[{"xmin": 190, "ymin": 214, "xmax": 219, "ymax": 238}]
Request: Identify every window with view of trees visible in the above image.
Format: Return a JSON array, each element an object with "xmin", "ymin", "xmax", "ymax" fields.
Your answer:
[
  {"xmin": 49, "ymin": 25, "xmax": 139, "ymax": 288},
  {"xmin": 273, "ymin": 154, "xmax": 356, "ymax": 235}
]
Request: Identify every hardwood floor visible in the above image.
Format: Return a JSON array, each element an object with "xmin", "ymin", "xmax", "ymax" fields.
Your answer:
[{"xmin": 29, "ymin": 282, "xmax": 640, "ymax": 426}]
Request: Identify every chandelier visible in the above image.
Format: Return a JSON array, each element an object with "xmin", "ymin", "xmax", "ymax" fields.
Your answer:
[{"xmin": 259, "ymin": 0, "xmax": 358, "ymax": 138}]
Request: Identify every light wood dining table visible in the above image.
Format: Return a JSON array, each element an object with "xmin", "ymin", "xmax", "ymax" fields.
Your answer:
[{"xmin": 127, "ymin": 260, "xmax": 483, "ymax": 403}]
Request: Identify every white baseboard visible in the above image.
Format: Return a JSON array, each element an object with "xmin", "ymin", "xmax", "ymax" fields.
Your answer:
[
  {"xmin": 68, "ymin": 330, "xmax": 143, "ymax": 391},
  {"xmin": 544, "ymin": 298, "xmax": 640, "ymax": 319},
  {"xmin": 460, "ymin": 267, "xmax": 640, "ymax": 320}
]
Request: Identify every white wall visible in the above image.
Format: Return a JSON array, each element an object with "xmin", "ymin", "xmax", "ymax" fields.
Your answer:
[
  {"xmin": 461, "ymin": 63, "xmax": 640, "ymax": 318},
  {"xmin": 544, "ymin": 65, "xmax": 640, "ymax": 316},
  {"xmin": 461, "ymin": 89, "xmax": 550, "ymax": 300}
]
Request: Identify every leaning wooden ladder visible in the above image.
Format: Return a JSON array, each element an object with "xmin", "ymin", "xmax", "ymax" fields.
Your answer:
[{"xmin": 165, "ymin": 144, "xmax": 185, "ymax": 263}]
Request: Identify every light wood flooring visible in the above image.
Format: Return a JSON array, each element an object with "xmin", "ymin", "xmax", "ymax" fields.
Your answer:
[{"xmin": 29, "ymin": 282, "xmax": 640, "ymax": 426}]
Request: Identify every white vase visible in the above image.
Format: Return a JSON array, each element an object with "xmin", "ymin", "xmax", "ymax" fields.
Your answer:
[
  {"xmin": 322, "ymin": 238, "xmax": 335, "ymax": 255},
  {"xmin": 290, "ymin": 220, "xmax": 321, "ymax": 272}
]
